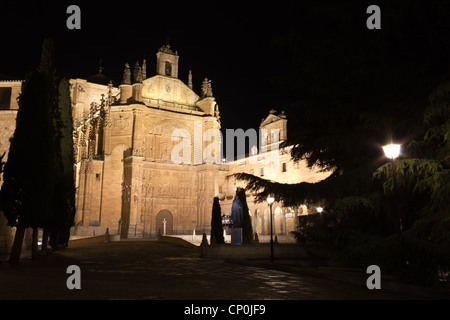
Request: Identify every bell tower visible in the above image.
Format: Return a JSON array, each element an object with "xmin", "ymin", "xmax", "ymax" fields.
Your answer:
[{"xmin": 156, "ymin": 44, "xmax": 179, "ymax": 78}]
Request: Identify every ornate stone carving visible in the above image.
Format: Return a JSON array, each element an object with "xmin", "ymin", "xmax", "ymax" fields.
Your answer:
[
  {"xmin": 160, "ymin": 141, "xmax": 171, "ymax": 161},
  {"xmin": 201, "ymin": 78, "xmax": 213, "ymax": 97},
  {"xmin": 122, "ymin": 63, "xmax": 131, "ymax": 85},
  {"xmin": 159, "ymin": 44, "xmax": 175, "ymax": 55},
  {"xmin": 188, "ymin": 69, "xmax": 193, "ymax": 90},
  {"xmin": 113, "ymin": 116, "xmax": 131, "ymax": 133},
  {"xmin": 133, "ymin": 61, "xmax": 142, "ymax": 83},
  {"xmin": 142, "ymin": 59, "xmax": 147, "ymax": 80}
]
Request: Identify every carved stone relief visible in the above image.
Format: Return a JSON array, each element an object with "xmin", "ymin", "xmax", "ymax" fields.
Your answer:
[{"xmin": 113, "ymin": 116, "xmax": 131, "ymax": 134}]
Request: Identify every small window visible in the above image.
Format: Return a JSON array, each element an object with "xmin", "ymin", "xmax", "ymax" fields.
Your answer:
[
  {"xmin": 96, "ymin": 173, "xmax": 100, "ymax": 181},
  {"xmin": 260, "ymin": 167, "xmax": 264, "ymax": 176},
  {"xmin": 89, "ymin": 220, "xmax": 100, "ymax": 227},
  {"xmin": 282, "ymin": 162, "xmax": 287, "ymax": 173},
  {"xmin": 262, "ymin": 133, "xmax": 268, "ymax": 146},
  {"xmin": 0, "ymin": 87, "xmax": 12, "ymax": 109},
  {"xmin": 165, "ymin": 61, "xmax": 172, "ymax": 76},
  {"xmin": 271, "ymin": 129, "xmax": 279, "ymax": 144}
]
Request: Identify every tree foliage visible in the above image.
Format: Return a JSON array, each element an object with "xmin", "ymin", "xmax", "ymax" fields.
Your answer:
[
  {"xmin": 0, "ymin": 38, "xmax": 75, "ymax": 262},
  {"xmin": 230, "ymin": 2, "xmax": 450, "ymax": 284},
  {"xmin": 49, "ymin": 78, "xmax": 75, "ymax": 247}
]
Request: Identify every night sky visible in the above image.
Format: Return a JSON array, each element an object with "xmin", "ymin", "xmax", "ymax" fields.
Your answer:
[
  {"xmin": 0, "ymin": 1, "xmax": 448, "ymax": 134},
  {"xmin": 0, "ymin": 1, "xmax": 293, "ymax": 132}
]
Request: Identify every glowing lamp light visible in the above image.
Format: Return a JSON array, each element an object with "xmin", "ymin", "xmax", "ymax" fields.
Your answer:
[
  {"xmin": 317, "ymin": 207, "xmax": 323, "ymax": 213},
  {"xmin": 382, "ymin": 144, "xmax": 401, "ymax": 159},
  {"xmin": 267, "ymin": 196, "xmax": 275, "ymax": 205}
]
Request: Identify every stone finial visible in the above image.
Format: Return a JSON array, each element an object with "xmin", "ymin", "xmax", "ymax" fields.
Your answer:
[
  {"xmin": 188, "ymin": 69, "xmax": 193, "ymax": 90},
  {"xmin": 133, "ymin": 61, "xmax": 142, "ymax": 83},
  {"xmin": 122, "ymin": 63, "xmax": 131, "ymax": 85},
  {"xmin": 107, "ymin": 81, "xmax": 113, "ymax": 104},
  {"xmin": 201, "ymin": 78, "xmax": 213, "ymax": 98},
  {"xmin": 88, "ymin": 145, "xmax": 94, "ymax": 160},
  {"xmin": 142, "ymin": 59, "xmax": 147, "ymax": 80},
  {"xmin": 98, "ymin": 58, "xmax": 104, "ymax": 74},
  {"xmin": 159, "ymin": 43, "xmax": 176, "ymax": 55}
]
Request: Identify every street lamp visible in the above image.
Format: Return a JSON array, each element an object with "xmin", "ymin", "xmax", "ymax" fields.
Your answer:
[
  {"xmin": 316, "ymin": 207, "xmax": 323, "ymax": 213},
  {"xmin": 382, "ymin": 144, "xmax": 401, "ymax": 160},
  {"xmin": 382, "ymin": 143, "xmax": 402, "ymax": 232},
  {"xmin": 267, "ymin": 195, "xmax": 275, "ymax": 262}
]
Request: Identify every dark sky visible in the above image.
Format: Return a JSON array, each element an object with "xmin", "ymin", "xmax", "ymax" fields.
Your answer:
[
  {"xmin": 0, "ymin": 0, "xmax": 302, "ymax": 132},
  {"xmin": 0, "ymin": 0, "xmax": 448, "ymax": 135}
]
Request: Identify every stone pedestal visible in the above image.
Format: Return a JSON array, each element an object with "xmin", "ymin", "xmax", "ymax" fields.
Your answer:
[{"xmin": 231, "ymin": 228, "xmax": 242, "ymax": 245}]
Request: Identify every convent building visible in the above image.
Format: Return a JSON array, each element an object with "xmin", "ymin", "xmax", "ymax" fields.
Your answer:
[{"xmin": 0, "ymin": 45, "xmax": 330, "ymax": 245}]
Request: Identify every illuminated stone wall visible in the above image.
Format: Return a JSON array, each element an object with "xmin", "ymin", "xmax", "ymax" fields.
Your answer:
[
  {"xmin": 0, "ymin": 81, "xmax": 21, "ymax": 255},
  {"xmin": 0, "ymin": 46, "xmax": 331, "ymax": 243},
  {"xmin": 218, "ymin": 110, "xmax": 332, "ymax": 238}
]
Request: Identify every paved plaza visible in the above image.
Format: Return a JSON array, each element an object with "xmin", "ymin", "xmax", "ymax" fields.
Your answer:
[{"xmin": 0, "ymin": 240, "xmax": 443, "ymax": 300}]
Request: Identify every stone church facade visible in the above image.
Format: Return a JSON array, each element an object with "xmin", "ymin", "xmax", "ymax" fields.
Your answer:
[{"xmin": 0, "ymin": 45, "xmax": 330, "ymax": 244}]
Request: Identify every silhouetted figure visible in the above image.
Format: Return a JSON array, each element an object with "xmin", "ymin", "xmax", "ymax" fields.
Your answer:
[{"xmin": 231, "ymin": 194, "xmax": 243, "ymax": 245}]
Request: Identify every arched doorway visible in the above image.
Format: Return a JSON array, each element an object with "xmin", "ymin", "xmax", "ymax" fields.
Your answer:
[
  {"xmin": 156, "ymin": 209, "xmax": 173, "ymax": 235},
  {"xmin": 274, "ymin": 207, "xmax": 284, "ymax": 235},
  {"xmin": 253, "ymin": 209, "xmax": 261, "ymax": 235},
  {"xmin": 263, "ymin": 207, "xmax": 270, "ymax": 235}
]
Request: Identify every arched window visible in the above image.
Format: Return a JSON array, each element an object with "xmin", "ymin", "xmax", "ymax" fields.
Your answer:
[
  {"xmin": 165, "ymin": 61, "xmax": 172, "ymax": 76},
  {"xmin": 271, "ymin": 129, "xmax": 279, "ymax": 144},
  {"xmin": 156, "ymin": 209, "xmax": 173, "ymax": 235}
]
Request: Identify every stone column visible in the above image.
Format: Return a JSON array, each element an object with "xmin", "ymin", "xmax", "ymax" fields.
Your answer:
[
  {"xmin": 119, "ymin": 84, "xmax": 132, "ymax": 104},
  {"xmin": 132, "ymin": 83, "xmax": 143, "ymax": 102}
]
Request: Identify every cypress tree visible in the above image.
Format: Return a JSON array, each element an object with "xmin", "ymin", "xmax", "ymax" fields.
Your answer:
[
  {"xmin": 0, "ymin": 65, "xmax": 51, "ymax": 262},
  {"xmin": 49, "ymin": 78, "xmax": 75, "ymax": 249},
  {"xmin": 36, "ymin": 38, "xmax": 60, "ymax": 255},
  {"xmin": 210, "ymin": 197, "xmax": 224, "ymax": 244},
  {"xmin": 0, "ymin": 38, "xmax": 74, "ymax": 262}
]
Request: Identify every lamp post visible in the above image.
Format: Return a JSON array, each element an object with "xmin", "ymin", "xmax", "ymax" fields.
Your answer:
[
  {"xmin": 382, "ymin": 143, "xmax": 402, "ymax": 232},
  {"xmin": 267, "ymin": 195, "xmax": 275, "ymax": 262}
]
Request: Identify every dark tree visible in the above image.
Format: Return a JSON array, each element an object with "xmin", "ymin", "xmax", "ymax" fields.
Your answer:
[
  {"xmin": 0, "ymin": 152, "xmax": 5, "ymax": 174},
  {"xmin": 48, "ymin": 78, "xmax": 75, "ymax": 250},
  {"xmin": 0, "ymin": 38, "xmax": 75, "ymax": 262},
  {"xmin": 210, "ymin": 197, "xmax": 224, "ymax": 244},
  {"xmin": 231, "ymin": 1, "xmax": 450, "ymax": 283},
  {"xmin": 1, "ymin": 67, "xmax": 53, "ymax": 262}
]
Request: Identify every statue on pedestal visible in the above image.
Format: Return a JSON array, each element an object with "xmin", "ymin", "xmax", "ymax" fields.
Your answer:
[{"xmin": 231, "ymin": 194, "xmax": 243, "ymax": 245}]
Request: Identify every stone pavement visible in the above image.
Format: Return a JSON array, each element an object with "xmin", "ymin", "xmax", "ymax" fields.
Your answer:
[{"xmin": 0, "ymin": 239, "xmax": 445, "ymax": 300}]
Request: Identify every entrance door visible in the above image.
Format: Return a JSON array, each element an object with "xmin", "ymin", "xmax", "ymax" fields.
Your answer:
[{"xmin": 155, "ymin": 210, "xmax": 173, "ymax": 235}]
